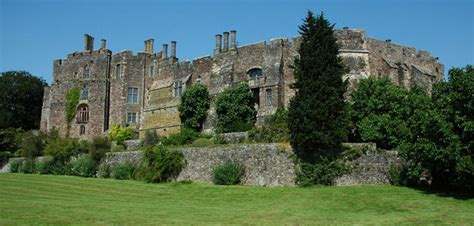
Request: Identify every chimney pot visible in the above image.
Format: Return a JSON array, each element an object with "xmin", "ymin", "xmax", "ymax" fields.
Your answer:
[
  {"xmin": 230, "ymin": 30, "xmax": 237, "ymax": 49},
  {"xmin": 171, "ymin": 41, "xmax": 176, "ymax": 58},
  {"xmin": 162, "ymin": 44, "xmax": 168, "ymax": 59},
  {"xmin": 84, "ymin": 34, "xmax": 94, "ymax": 52},
  {"xmin": 101, "ymin": 39, "xmax": 106, "ymax": 49},
  {"xmin": 214, "ymin": 34, "xmax": 222, "ymax": 55},
  {"xmin": 223, "ymin": 32, "xmax": 229, "ymax": 51}
]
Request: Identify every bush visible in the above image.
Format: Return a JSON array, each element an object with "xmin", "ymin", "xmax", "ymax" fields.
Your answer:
[
  {"xmin": 89, "ymin": 136, "xmax": 110, "ymax": 164},
  {"xmin": 178, "ymin": 83, "xmax": 211, "ymax": 131},
  {"xmin": 212, "ymin": 162, "xmax": 243, "ymax": 185},
  {"xmin": 19, "ymin": 158, "xmax": 36, "ymax": 174},
  {"xmin": 111, "ymin": 162, "xmax": 136, "ymax": 180},
  {"xmin": 296, "ymin": 157, "xmax": 348, "ymax": 187},
  {"xmin": 143, "ymin": 130, "xmax": 159, "ymax": 147},
  {"xmin": 134, "ymin": 145, "xmax": 186, "ymax": 183},
  {"xmin": 97, "ymin": 163, "xmax": 111, "ymax": 178},
  {"xmin": 109, "ymin": 124, "xmax": 138, "ymax": 145},
  {"xmin": 111, "ymin": 145, "xmax": 126, "ymax": 153},
  {"xmin": 161, "ymin": 128, "xmax": 200, "ymax": 146},
  {"xmin": 36, "ymin": 156, "xmax": 55, "ymax": 174},
  {"xmin": 9, "ymin": 159, "xmax": 22, "ymax": 173},
  {"xmin": 44, "ymin": 137, "xmax": 80, "ymax": 162},
  {"xmin": 18, "ymin": 131, "xmax": 47, "ymax": 158},
  {"xmin": 0, "ymin": 128, "xmax": 23, "ymax": 164},
  {"xmin": 191, "ymin": 138, "xmax": 214, "ymax": 147},
  {"xmin": 215, "ymin": 83, "xmax": 256, "ymax": 133},
  {"xmin": 65, "ymin": 156, "xmax": 96, "ymax": 177}
]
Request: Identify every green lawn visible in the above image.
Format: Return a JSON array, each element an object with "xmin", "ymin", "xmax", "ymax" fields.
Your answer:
[{"xmin": 0, "ymin": 173, "xmax": 473, "ymax": 225}]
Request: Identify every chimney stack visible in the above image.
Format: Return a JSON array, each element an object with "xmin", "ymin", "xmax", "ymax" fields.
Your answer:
[
  {"xmin": 144, "ymin": 39, "xmax": 154, "ymax": 54},
  {"xmin": 84, "ymin": 34, "xmax": 94, "ymax": 52},
  {"xmin": 101, "ymin": 39, "xmax": 107, "ymax": 49},
  {"xmin": 214, "ymin": 34, "xmax": 222, "ymax": 55},
  {"xmin": 171, "ymin": 41, "xmax": 176, "ymax": 58},
  {"xmin": 170, "ymin": 41, "xmax": 177, "ymax": 64},
  {"xmin": 230, "ymin": 30, "xmax": 237, "ymax": 50},
  {"xmin": 162, "ymin": 44, "xmax": 168, "ymax": 59},
  {"xmin": 223, "ymin": 32, "xmax": 229, "ymax": 52}
]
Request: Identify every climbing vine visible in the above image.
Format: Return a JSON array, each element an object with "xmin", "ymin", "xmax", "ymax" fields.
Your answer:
[{"xmin": 65, "ymin": 87, "xmax": 80, "ymax": 136}]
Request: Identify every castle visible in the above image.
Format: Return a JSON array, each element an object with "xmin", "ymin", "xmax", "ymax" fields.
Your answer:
[{"xmin": 40, "ymin": 28, "xmax": 444, "ymax": 139}]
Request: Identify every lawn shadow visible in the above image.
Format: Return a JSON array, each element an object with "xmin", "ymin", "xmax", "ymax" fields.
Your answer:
[{"xmin": 411, "ymin": 186, "xmax": 474, "ymax": 200}]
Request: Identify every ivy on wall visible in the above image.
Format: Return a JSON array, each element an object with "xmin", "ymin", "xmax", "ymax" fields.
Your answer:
[{"xmin": 65, "ymin": 87, "xmax": 80, "ymax": 136}]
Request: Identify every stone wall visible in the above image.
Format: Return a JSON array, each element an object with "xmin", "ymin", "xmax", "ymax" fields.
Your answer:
[
  {"xmin": 335, "ymin": 150, "xmax": 403, "ymax": 186},
  {"xmin": 100, "ymin": 143, "xmax": 296, "ymax": 186},
  {"xmin": 2, "ymin": 143, "xmax": 404, "ymax": 187}
]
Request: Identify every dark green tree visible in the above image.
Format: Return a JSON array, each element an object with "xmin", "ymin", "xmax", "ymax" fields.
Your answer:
[
  {"xmin": 177, "ymin": 83, "xmax": 211, "ymax": 131},
  {"xmin": 0, "ymin": 71, "xmax": 48, "ymax": 130},
  {"xmin": 288, "ymin": 11, "xmax": 348, "ymax": 161},
  {"xmin": 215, "ymin": 83, "xmax": 256, "ymax": 133}
]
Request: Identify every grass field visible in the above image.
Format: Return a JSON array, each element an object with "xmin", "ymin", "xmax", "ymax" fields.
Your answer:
[{"xmin": 0, "ymin": 173, "xmax": 473, "ymax": 225}]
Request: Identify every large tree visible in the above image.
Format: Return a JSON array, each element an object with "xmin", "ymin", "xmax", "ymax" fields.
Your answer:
[
  {"xmin": 288, "ymin": 11, "xmax": 348, "ymax": 161},
  {"xmin": 0, "ymin": 71, "xmax": 47, "ymax": 130}
]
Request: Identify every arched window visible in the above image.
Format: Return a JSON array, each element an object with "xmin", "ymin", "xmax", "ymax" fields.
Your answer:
[
  {"xmin": 115, "ymin": 64, "xmax": 121, "ymax": 79},
  {"xmin": 77, "ymin": 104, "xmax": 89, "ymax": 123},
  {"xmin": 248, "ymin": 68, "xmax": 263, "ymax": 80},
  {"xmin": 80, "ymin": 86, "xmax": 89, "ymax": 100},
  {"xmin": 83, "ymin": 65, "xmax": 90, "ymax": 79}
]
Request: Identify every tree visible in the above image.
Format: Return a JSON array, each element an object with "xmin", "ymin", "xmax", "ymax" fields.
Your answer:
[
  {"xmin": 177, "ymin": 83, "xmax": 211, "ymax": 132},
  {"xmin": 215, "ymin": 83, "xmax": 256, "ymax": 133},
  {"xmin": 288, "ymin": 11, "xmax": 348, "ymax": 161},
  {"xmin": 0, "ymin": 71, "xmax": 48, "ymax": 130}
]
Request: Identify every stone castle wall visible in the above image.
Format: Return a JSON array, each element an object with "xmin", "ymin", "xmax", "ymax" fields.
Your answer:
[{"xmin": 40, "ymin": 29, "xmax": 444, "ymax": 138}]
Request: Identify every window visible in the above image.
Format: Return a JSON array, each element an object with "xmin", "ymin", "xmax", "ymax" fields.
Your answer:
[
  {"xmin": 115, "ymin": 64, "xmax": 121, "ymax": 79},
  {"xmin": 83, "ymin": 65, "xmax": 90, "ymax": 79},
  {"xmin": 266, "ymin": 88, "xmax": 273, "ymax": 106},
  {"xmin": 80, "ymin": 125, "xmax": 86, "ymax": 135},
  {"xmin": 248, "ymin": 68, "xmax": 263, "ymax": 80},
  {"xmin": 149, "ymin": 65, "xmax": 154, "ymax": 77},
  {"xmin": 80, "ymin": 86, "xmax": 89, "ymax": 100},
  {"xmin": 127, "ymin": 112, "xmax": 138, "ymax": 123},
  {"xmin": 174, "ymin": 81, "xmax": 183, "ymax": 97},
  {"xmin": 127, "ymin": 87, "xmax": 139, "ymax": 103},
  {"xmin": 77, "ymin": 104, "xmax": 89, "ymax": 123}
]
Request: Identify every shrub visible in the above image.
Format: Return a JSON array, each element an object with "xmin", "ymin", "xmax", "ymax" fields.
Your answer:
[
  {"xmin": 65, "ymin": 156, "xmax": 96, "ymax": 177},
  {"xmin": 177, "ymin": 83, "xmax": 211, "ymax": 132},
  {"xmin": 215, "ymin": 83, "xmax": 256, "ymax": 133},
  {"xmin": 143, "ymin": 130, "xmax": 159, "ymax": 147},
  {"xmin": 161, "ymin": 128, "xmax": 200, "ymax": 146},
  {"xmin": 36, "ymin": 156, "xmax": 55, "ymax": 174},
  {"xmin": 191, "ymin": 138, "xmax": 214, "ymax": 147},
  {"xmin": 97, "ymin": 163, "xmax": 111, "ymax": 178},
  {"xmin": 111, "ymin": 145, "xmax": 126, "ymax": 153},
  {"xmin": 9, "ymin": 159, "xmax": 22, "ymax": 173},
  {"xmin": 111, "ymin": 162, "xmax": 136, "ymax": 180},
  {"xmin": 0, "ymin": 128, "xmax": 23, "ymax": 164},
  {"xmin": 134, "ymin": 145, "xmax": 186, "ymax": 183},
  {"xmin": 18, "ymin": 131, "xmax": 46, "ymax": 158},
  {"xmin": 296, "ymin": 157, "xmax": 348, "ymax": 187},
  {"xmin": 109, "ymin": 124, "xmax": 138, "ymax": 145},
  {"xmin": 44, "ymin": 137, "xmax": 80, "ymax": 162},
  {"xmin": 212, "ymin": 162, "xmax": 243, "ymax": 185},
  {"xmin": 19, "ymin": 158, "xmax": 36, "ymax": 174},
  {"xmin": 89, "ymin": 136, "xmax": 110, "ymax": 164}
]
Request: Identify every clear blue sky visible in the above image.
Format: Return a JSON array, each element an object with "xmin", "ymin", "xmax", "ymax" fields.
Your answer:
[{"xmin": 1, "ymin": 0, "xmax": 473, "ymax": 85}]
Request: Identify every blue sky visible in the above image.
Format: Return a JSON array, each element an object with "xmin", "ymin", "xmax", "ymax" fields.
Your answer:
[{"xmin": 1, "ymin": 0, "xmax": 473, "ymax": 85}]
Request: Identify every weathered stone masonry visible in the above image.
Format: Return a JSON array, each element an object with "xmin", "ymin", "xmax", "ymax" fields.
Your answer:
[{"xmin": 40, "ymin": 28, "xmax": 444, "ymax": 138}]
